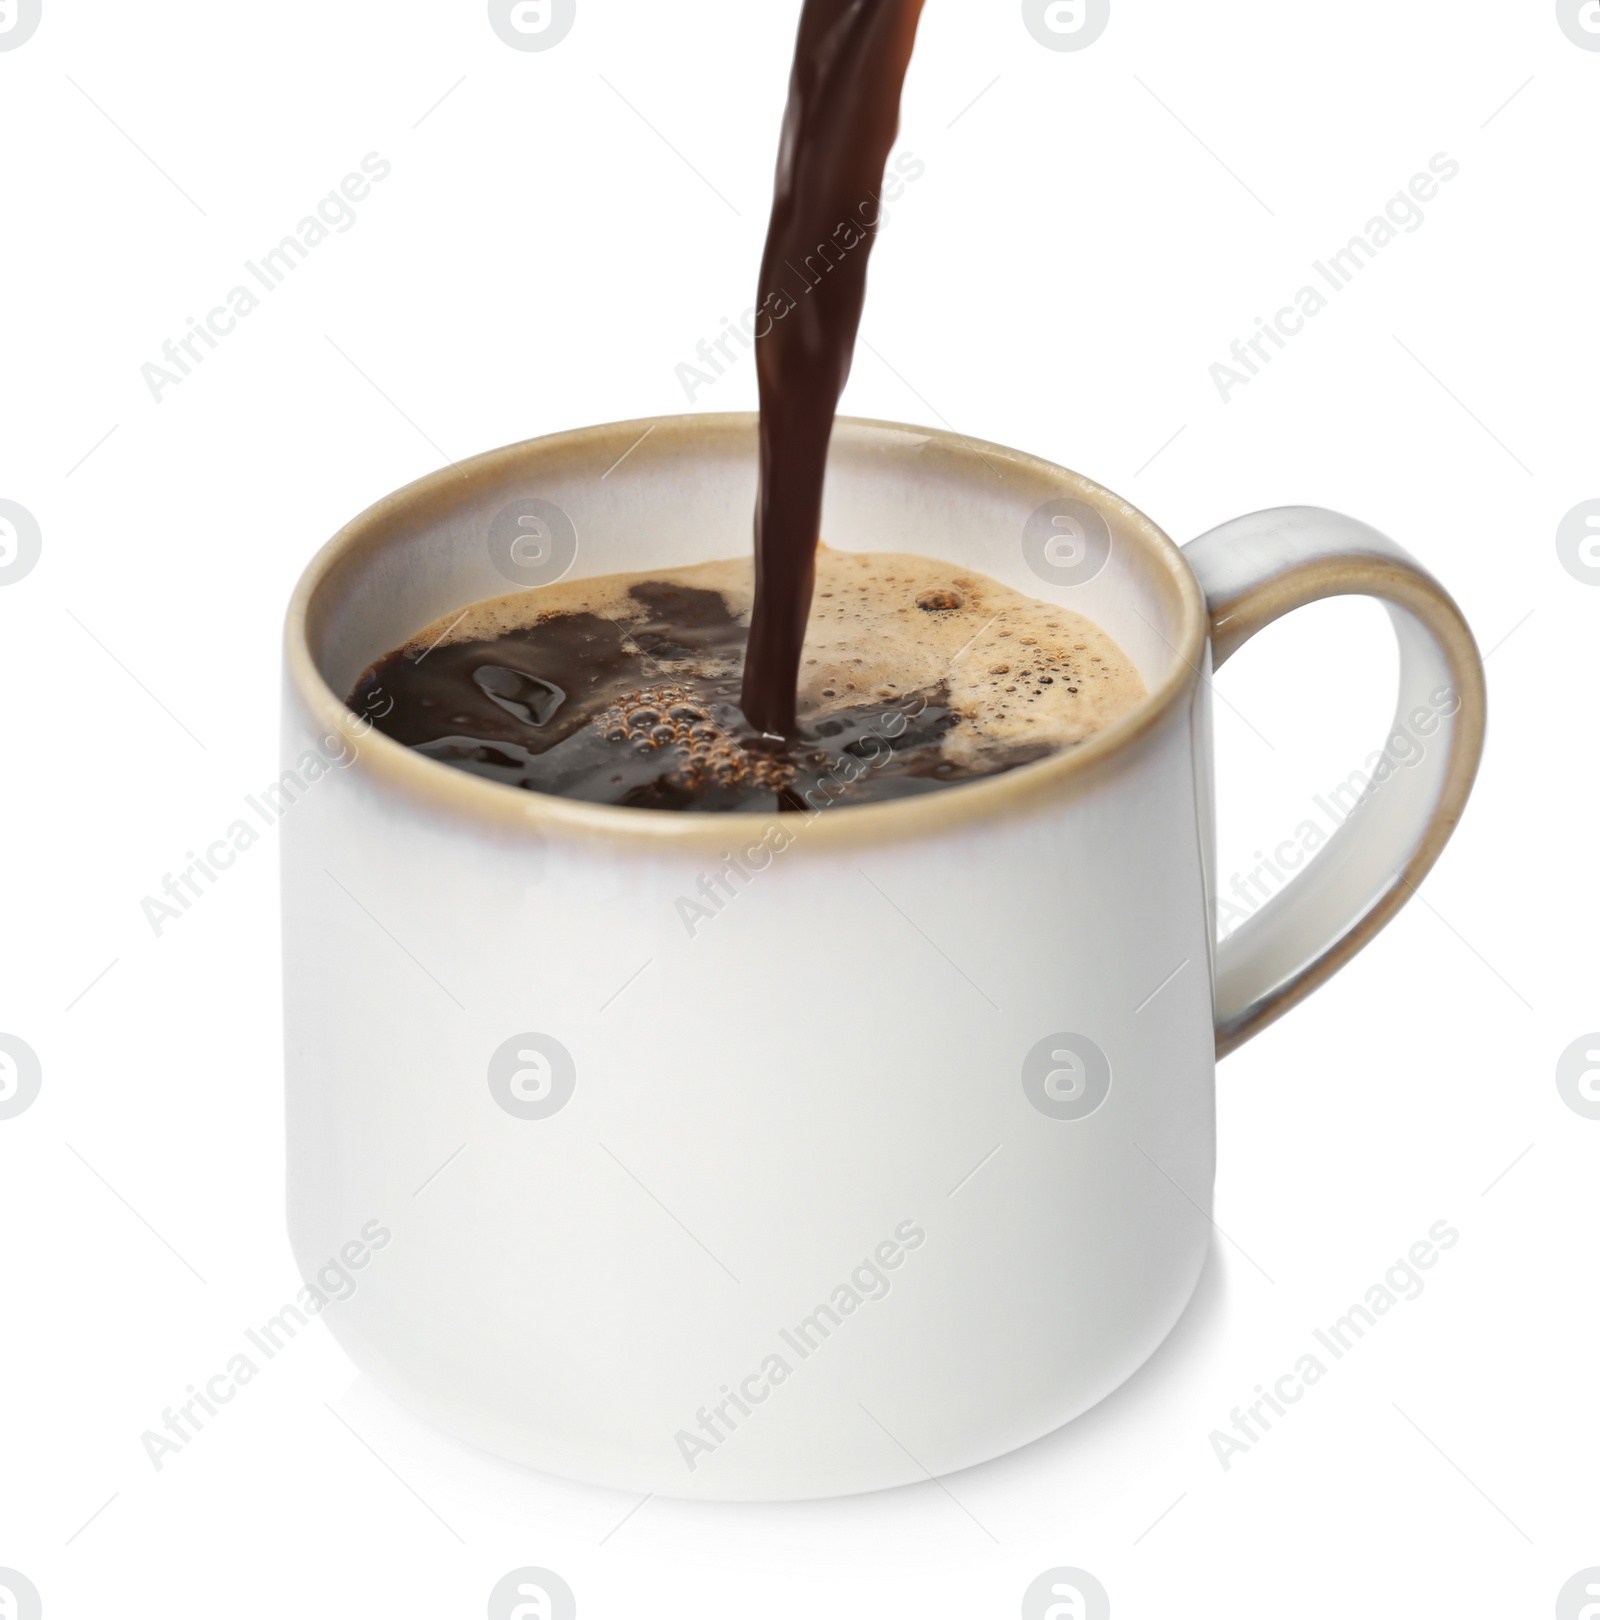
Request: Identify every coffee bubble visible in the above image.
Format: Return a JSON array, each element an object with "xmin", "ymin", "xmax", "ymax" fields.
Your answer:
[{"xmin": 475, "ymin": 664, "xmax": 567, "ymax": 727}]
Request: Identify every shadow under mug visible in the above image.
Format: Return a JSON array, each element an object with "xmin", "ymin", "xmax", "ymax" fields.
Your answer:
[{"xmin": 281, "ymin": 414, "xmax": 1484, "ymax": 1500}]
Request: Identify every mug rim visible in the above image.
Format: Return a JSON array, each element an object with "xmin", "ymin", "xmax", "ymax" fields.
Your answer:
[{"xmin": 284, "ymin": 412, "xmax": 1207, "ymax": 851}]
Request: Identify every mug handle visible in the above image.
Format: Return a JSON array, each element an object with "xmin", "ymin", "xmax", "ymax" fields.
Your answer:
[{"xmin": 1182, "ymin": 507, "xmax": 1487, "ymax": 1057}]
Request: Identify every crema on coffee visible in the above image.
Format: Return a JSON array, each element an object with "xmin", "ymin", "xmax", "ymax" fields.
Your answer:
[{"xmin": 349, "ymin": 547, "xmax": 1145, "ymax": 813}]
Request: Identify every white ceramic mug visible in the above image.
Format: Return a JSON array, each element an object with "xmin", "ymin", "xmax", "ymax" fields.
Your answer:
[{"xmin": 281, "ymin": 414, "xmax": 1484, "ymax": 1500}]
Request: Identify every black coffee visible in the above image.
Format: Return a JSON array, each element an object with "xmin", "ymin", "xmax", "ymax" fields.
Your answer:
[
  {"xmin": 349, "ymin": 551, "xmax": 1146, "ymax": 813},
  {"xmin": 351, "ymin": 579, "xmax": 1045, "ymax": 814},
  {"xmin": 347, "ymin": 3, "xmax": 1151, "ymax": 813},
  {"xmin": 742, "ymin": 0, "xmax": 928, "ymax": 737}
]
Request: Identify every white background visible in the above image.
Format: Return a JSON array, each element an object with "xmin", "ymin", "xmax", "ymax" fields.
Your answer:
[{"xmin": 1, "ymin": 2, "xmax": 1596, "ymax": 1615}]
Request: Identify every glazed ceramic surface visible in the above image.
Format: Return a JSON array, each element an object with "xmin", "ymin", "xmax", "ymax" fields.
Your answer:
[{"xmin": 280, "ymin": 415, "xmax": 1483, "ymax": 1499}]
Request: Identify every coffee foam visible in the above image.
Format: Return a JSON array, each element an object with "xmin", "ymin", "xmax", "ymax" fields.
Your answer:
[{"xmin": 400, "ymin": 547, "xmax": 1146, "ymax": 769}]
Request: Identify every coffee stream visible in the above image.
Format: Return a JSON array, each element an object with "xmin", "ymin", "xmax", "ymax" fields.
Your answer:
[
  {"xmin": 741, "ymin": 0, "xmax": 928, "ymax": 738},
  {"xmin": 346, "ymin": 0, "xmax": 1136, "ymax": 813}
]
